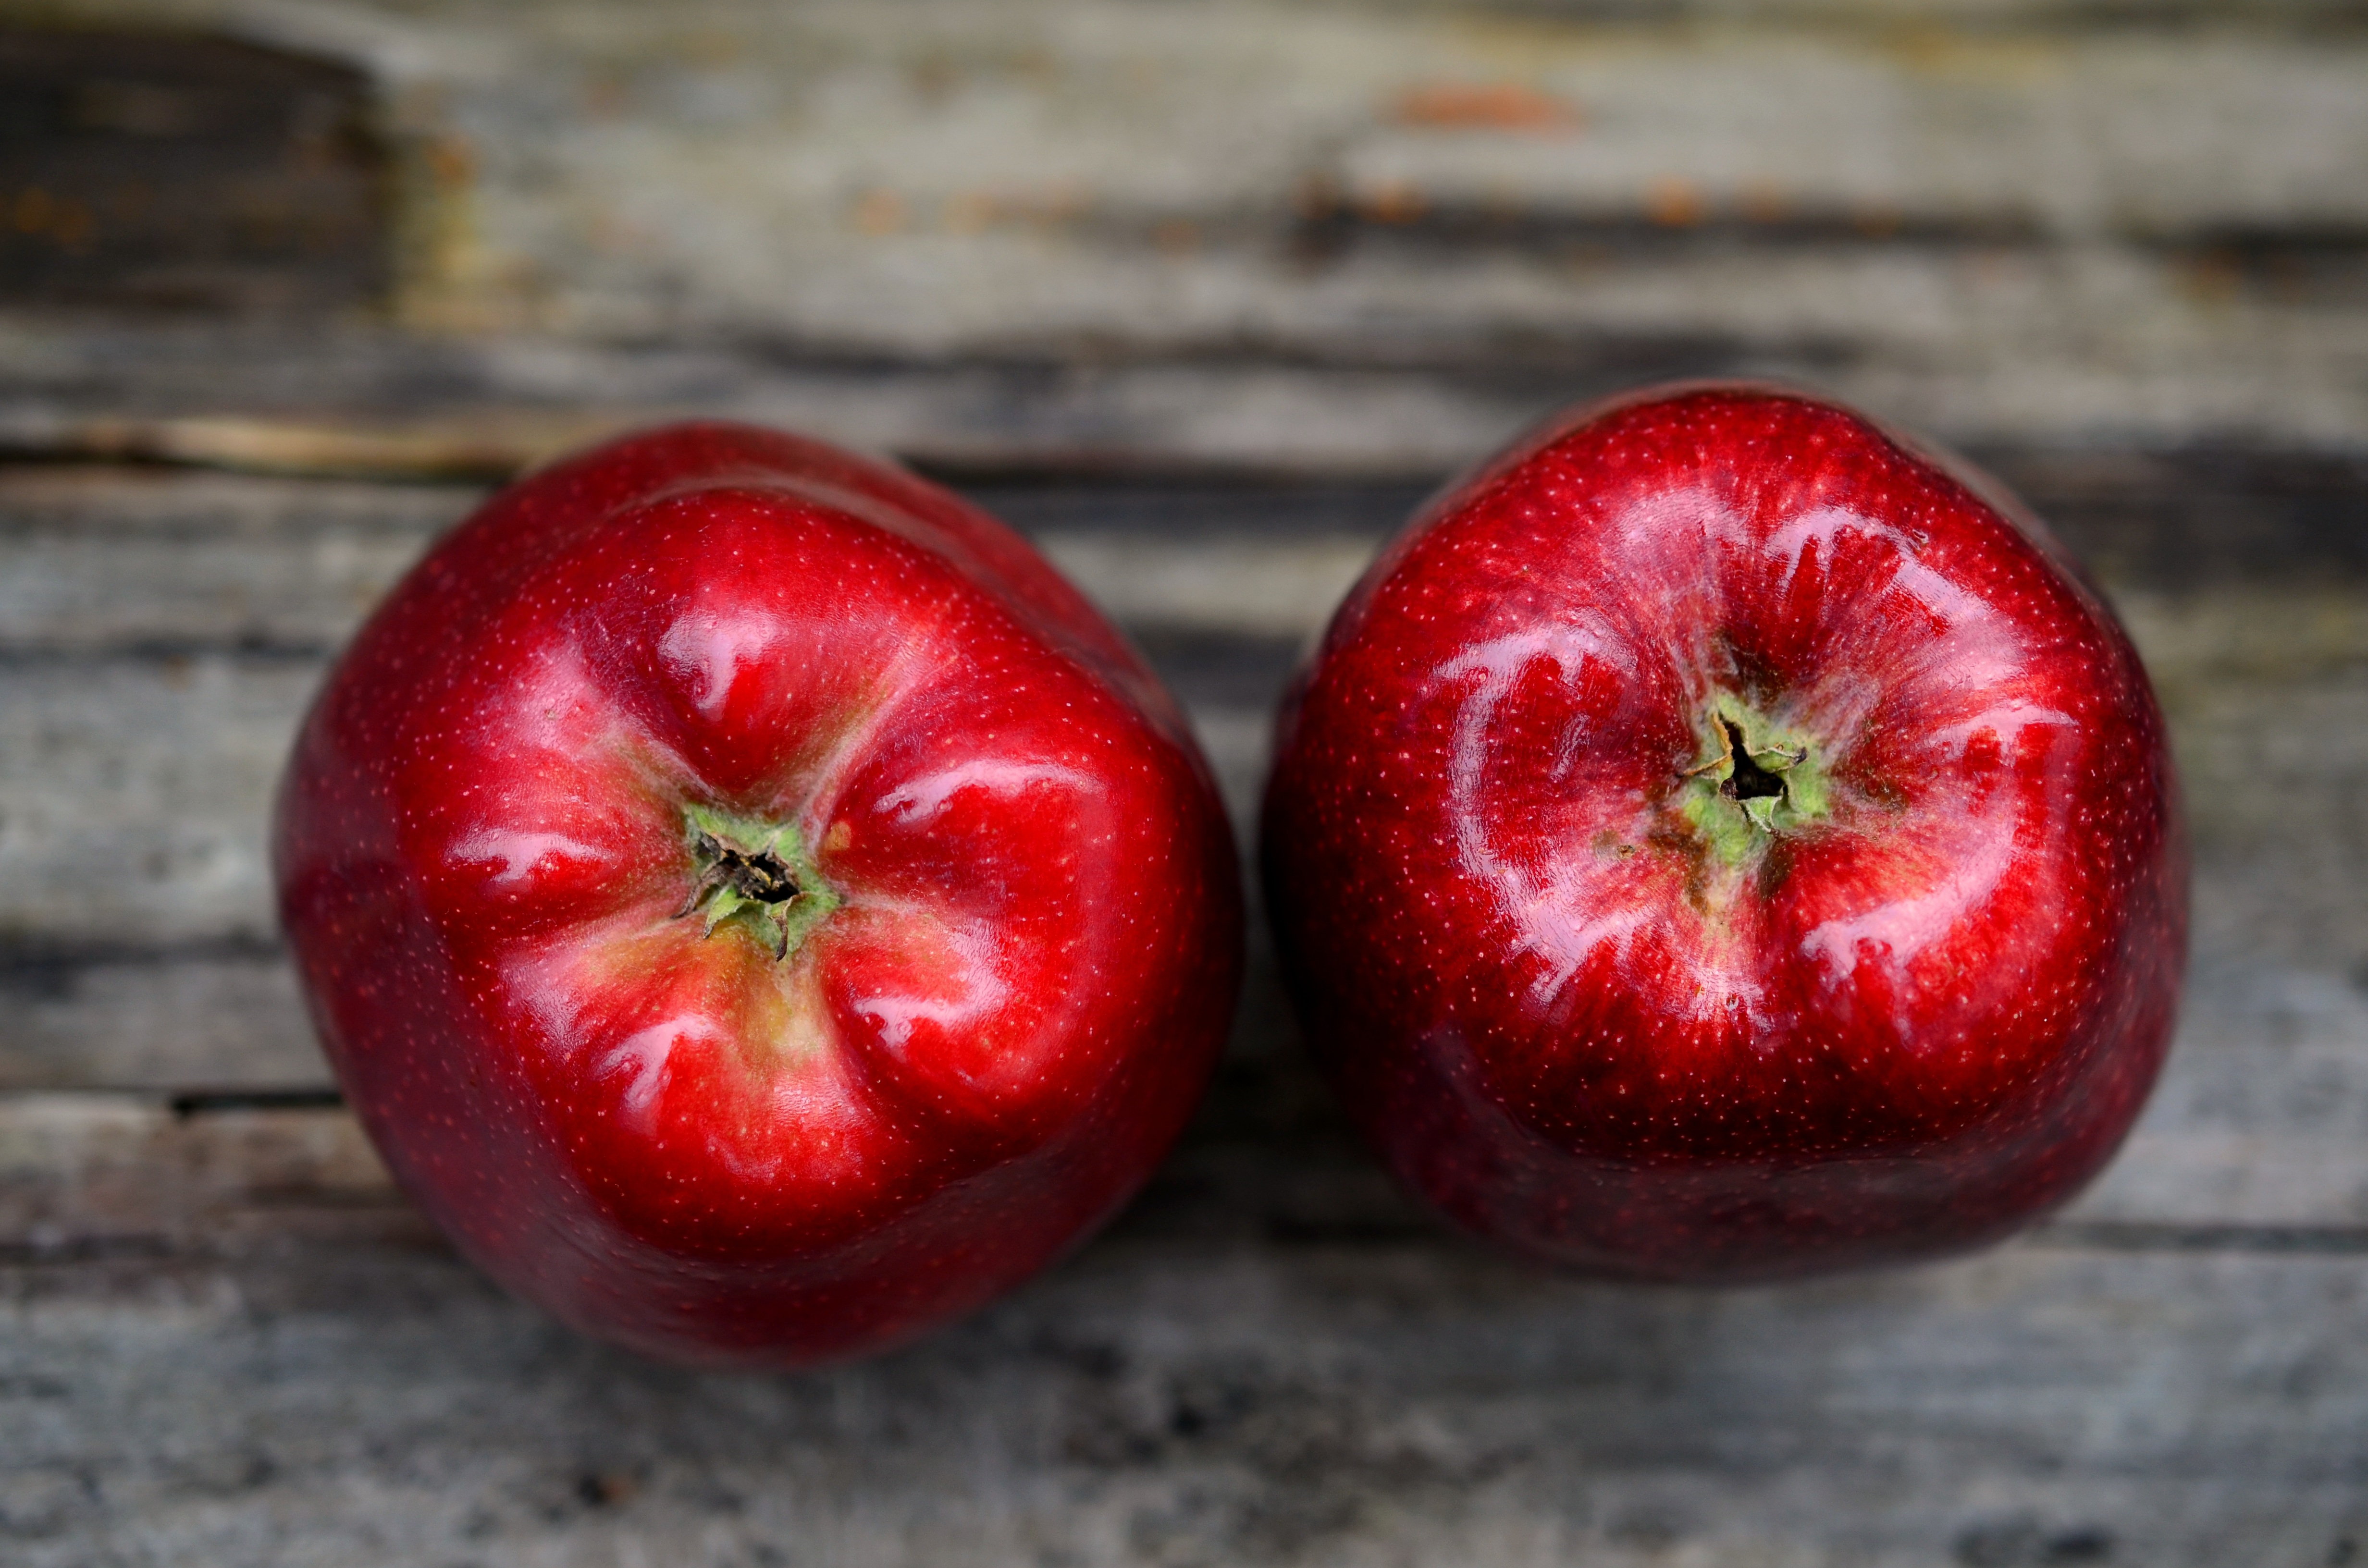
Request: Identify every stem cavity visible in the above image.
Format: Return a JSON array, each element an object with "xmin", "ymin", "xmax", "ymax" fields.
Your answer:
[
  {"xmin": 675, "ymin": 802, "xmax": 841, "ymax": 961},
  {"xmin": 1678, "ymin": 702, "xmax": 1831, "ymax": 866}
]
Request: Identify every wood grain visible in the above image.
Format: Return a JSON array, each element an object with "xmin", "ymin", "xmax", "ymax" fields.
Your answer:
[
  {"xmin": 1, "ymin": 1234, "xmax": 2362, "ymax": 1567},
  {"xmin": 7, "ymin": 0, "xmax": 2368, "ymax": 462},
  {"xmin": 5, "ymin": 5, "xmax": 2367, "ymax": 1560},
  {"xmin": 0, "ymin": 28, "xmax": 386, "ymax": 312}
]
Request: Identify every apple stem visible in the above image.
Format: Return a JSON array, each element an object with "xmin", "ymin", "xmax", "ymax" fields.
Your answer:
[
  {"xmin": 1677, "ymin": 701, "xmax": 1831, "ymax": 865},
  {"xmin": 675, "ymin": 803, "xmax": 841, "ymax": 961}
]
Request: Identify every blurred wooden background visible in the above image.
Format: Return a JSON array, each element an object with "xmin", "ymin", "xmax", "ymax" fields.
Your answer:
[{"xmin": 2, "ymin": 2, "xmax": 2366, "ymax": 1564}]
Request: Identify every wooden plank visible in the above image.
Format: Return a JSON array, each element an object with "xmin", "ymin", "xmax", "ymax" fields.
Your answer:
[
  {"xmin": 0, "ymin": 467, "xmax": 468, "ymax": 654},
  {"xmin": 8, "ymin": 0, "xmax": 2352, "ymax": 460},
  {"xmin": 0, "ymin": 1228, "xmax": 2360, "ymax": 1565},
  {"xmin": 0, "ymin": 332, "xmax": 1575, "ymax": 478},
  {"xmin": 0, "ymin": 28, "xmax": 387, "ymax": 313},
  {"xmin": 267, "ymin": 4, "xmax": 2368, "ymax": 255},
  {"xmin": 0, "ymin": 1092, "xmax": 409, "ymax": 1260},
  {"xmin": 0, "ymin": 654, "xmax": 317, "ymax": 947},
  {"xmin": 12, "ymin": 318, "xmax": 2368, "ymax": 480},
  {"xmin": 0, "ymin": 943, "xmax": 319, "ymax": 1093}
]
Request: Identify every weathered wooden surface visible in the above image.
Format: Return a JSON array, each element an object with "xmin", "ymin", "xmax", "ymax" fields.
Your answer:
[
  {"xmin": 9, "ymin": 0, "xmax": 2368, "ymax": 461},
  {"xmin": 6, "ymin": 0, "xmax": 2368, "ymax": 1561},
  {"xmin": 0, "ymin": 27, "xmax": 385, "ymax": 312},
  {"xmin": 4, "ymin": 453, "xmax": 2368, "ymax": 1567}
]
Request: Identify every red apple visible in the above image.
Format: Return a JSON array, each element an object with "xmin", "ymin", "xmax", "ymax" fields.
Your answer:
[
  {"xmin": 275, "ymin": 421, "xmax": 1241, "ymax": 1364},
  {"xmin": 1262, "ymin": 383, "xmax": 2186, "ymax": 1280}
]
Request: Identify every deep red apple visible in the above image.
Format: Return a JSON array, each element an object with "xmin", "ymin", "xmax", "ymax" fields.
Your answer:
[
  {"xmin": 275, "ymin": 421, "xmax": 1241, "ymax": 1364},
  {"xmin": 1262, "ymin": 383, "xmax": 2186, "ymax": 1280}
]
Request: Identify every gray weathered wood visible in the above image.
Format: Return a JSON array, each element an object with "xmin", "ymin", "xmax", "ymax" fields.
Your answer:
[
  {"xmin": 0, "ymin": 467, "xmax": 470, "ymax": 654},
  {"xmin": 11, "ymin": 0, "xmax": 2368, "ymax": 462},
  {"xmin": 8, "ymin": 292, "xmax": 2368, "ymax": 472},
  {"xmin": 197, "ymin": 1, "xmax": 2368, "ymax": 319},
  {"xmin": 0, "ymin": 329, "xmax": 1589, "ymax": 478},
  {"xmin": 0, "ymin": 656, "xmax": 318, "ymax": 946},
  {"xmin": 0, "ymin": 946, "xmax": 319, "ymax": 1093},
  {"xmin": 0, "ymin": 1093, "xmax": 405, "ymax": 1257},
  {"xmin": 1, "ymin": 1232, "xmax": 2362, "ymax": 1567}
]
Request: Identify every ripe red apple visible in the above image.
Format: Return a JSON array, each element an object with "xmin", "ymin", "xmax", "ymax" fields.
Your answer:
[
  {"xmin": 275, "ymin": 421, "xmax": 1241, "ymax": 1364},
  {"xmin": 1262, "ymin": 383, "xmax": 2186, "ymax": 1280}
]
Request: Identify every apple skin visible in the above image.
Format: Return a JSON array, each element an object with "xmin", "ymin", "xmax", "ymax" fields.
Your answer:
[
  {"xmin": 275, "ymin": 421, "xmax": 1241, "ymax": 1365},
  {"xmin": 1261, "ymin": 383, "xmax": 2186, "ymax": 1281}
]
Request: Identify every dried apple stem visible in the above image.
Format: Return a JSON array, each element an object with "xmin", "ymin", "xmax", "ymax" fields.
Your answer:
[
  {"xmin": 1677, "ymin": 699, "xmax": 1831, "ymax": 867},
  {"xmin": 676, "ymin": 803, "xmax": 841, "ymax": 961}
]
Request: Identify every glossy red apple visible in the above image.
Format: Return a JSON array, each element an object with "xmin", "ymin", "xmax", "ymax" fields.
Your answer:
[
  {"xmin": 275, "ymin": 421, "xmax": 1241, "ymax": 1364},
  {"xmin": 1262, "ymin": 383, "xmax": 2185, "ymax": 1280}
]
